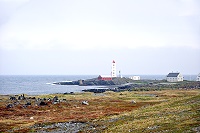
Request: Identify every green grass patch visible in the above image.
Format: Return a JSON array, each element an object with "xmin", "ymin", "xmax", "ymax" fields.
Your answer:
[{"xmin": 86, "ymin": 90, "xmax": 200, "ymax": 133}]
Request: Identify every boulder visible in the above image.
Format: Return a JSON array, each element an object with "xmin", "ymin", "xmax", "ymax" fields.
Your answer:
[
  {"xmin": 39, "ymin": 101, "xmax": 48, "ymax": 106},
  {"xmin": 18, "ymin": 94, "xmax": 25, "ymax": 100},
  {"xmin": 10, "ymin": 96, "xmax": 16, "ymax": 100},
  {"xmin": 82, "ymin": 101, "xmax": 89, "ymax": 105},
  {"xmin": 25, "ymin": 102, "xmax": 31, "ymax": 106},
  {"xmin": 53, "ymin": 96, "xmax": 58, "ymax": 102},
  {"xmin": 52, "ymin": 96, "xmax": 59, "ymax": 104},
  {"xmin": 131, "ymin": 100, "xmax": 136, "ymax": 104},
  {"xmin": 7, "ymin": 104, "xmax": 14, "ymax": 108}
]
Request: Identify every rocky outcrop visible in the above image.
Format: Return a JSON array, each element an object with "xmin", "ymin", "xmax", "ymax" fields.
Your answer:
[
  {"xmin": 53, "ymin": 77, "xmax": 135, "ymax": 86},
  {"xmin": 53, "ymin": 81, "xmax": 78, "ymax": 85}
]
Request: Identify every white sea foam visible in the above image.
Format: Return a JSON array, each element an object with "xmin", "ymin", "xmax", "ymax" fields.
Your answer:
[{"xmin": 46, "ymin": 83, "xmax": 56, "ymax": 85}]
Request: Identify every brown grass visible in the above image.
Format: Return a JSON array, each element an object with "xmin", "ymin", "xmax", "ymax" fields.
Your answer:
[{"xmin": 0, "ymin": 92, "xmax": 148, "ymax": 132}]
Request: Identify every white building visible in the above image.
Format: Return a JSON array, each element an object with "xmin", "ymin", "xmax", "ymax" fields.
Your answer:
[
  {"xmin": 130, "ymin": 76, "xmax": 140, "ymax": 80},
  {"xmin": 119, "ymin": 70, "xmax": 122, "ymax": 78},
  {"xmin": 111, "ymin": 60, "xmax": 117, "ymax": 77},
  {"xmin": 166, "ymin": 72, "xmax": 183, "ymax": 82},
  {"xmin": 196, "ymin": 73, "xmax": 200, "ymax": 81}
]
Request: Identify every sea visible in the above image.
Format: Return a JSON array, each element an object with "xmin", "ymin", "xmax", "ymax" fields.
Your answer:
[{"xmin": 0, "ymin": 75, "xmax": 197, "ymax": 95}]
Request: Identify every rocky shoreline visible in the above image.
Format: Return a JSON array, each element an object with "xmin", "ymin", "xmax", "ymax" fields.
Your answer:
[
  {"xmin": 53, "ymin": 77, "xmax": 134, "ymax": 86},
  {"xmin": 54, "ymin": 77, "xmax": 200, "ymax": 93}
]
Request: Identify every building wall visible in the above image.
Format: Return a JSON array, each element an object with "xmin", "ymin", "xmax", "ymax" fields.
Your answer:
[
  {"xmin": 98, "ymin": 76, "xmax": 112, "ymax": 81},
  {"xmin": 101, "ymin": 77, "xmax": 112, "ymax": 80},
  {"xmin": 130, "ymin": 76, "xmax": 140, "ymax": 80},
  {"xmin": 167, "ymin": 77, "xmax": 178, "ymax": 82},
  {"xmin": 197, "ymin": 76, "xmax": 200, "ymax": 81},
  {"xmin": 178, "ymin": 74, "xmax": 183, "ymax": 81},
  {"xmin": 167, "ymin": 74, "xmax": 183, "ymax": 82}
]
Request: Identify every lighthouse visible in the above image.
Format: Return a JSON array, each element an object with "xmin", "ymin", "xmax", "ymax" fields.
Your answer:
[{"xmin": 111, "ymin": 60, "xmax": 117, "ymax": 77}]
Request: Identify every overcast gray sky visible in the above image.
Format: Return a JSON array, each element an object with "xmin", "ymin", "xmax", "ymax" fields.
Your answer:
[{"xmin": 0, "ymin": 0, "xmax": 199, "ymax": 75}]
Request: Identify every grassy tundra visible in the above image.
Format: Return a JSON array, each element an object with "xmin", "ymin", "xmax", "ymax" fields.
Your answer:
[
  {"xmin": 90, "ymin": 90, "xmax": 200, "ymax": 133},
  {"xmin": 0, "ymin": 89, "xmax": 199, "ymax": 132}
]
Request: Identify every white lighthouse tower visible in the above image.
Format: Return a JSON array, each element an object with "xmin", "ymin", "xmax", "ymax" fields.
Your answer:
[{"xmin": 111, "ymin": 60, "xmax": 117, "ymax": 77}]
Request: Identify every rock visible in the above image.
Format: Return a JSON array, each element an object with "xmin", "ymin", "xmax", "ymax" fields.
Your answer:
[
  {"xmin": 25, "ymin": 102, "xmax": 31, "ymax": 106},
  {"xmin": 52, "ymin": 96, "xmax": 59, "ymax": 104},
  {"xmin": 53, "ymin": 81, "xmax": 75, "ymax": 85},
  {"xmin": 82, "ymin": 101, "xmax": 89, "ymax": 105},
  {"xmin": 47, "ymin": 98, "xmax": 51, "ymax": 101},
  {"xmin": 131, "ymin": 100, "xmax": 136, "ymax": 104},
  {"xmin": 37, "ymin": 98, "xmax": 42, "ymax": 101},
  {"xmin": 82, "ymin": 89, "xmax": 106, "ymax": 93},
  {"xmin": 147, "ymin": 125, "xmax": 159, "ymax": 130},
  {"xmin": 10, "ymin": 96, "xmax": 16, "ymax": 100},
  {"xmin": 64, "ymin": 92, "xmax": 74, "ymax": 95},
  {"xmin": 7, "ymin": 104, "xmax": 14, "ymax": 108},
  {"xmin": 18, "ymin": 94, "xmax": 25, "ymax": 100},
  {"xmin": 53, "ymin": 96, "xmax": 58, "ymax": 102},
  {"xmin": 13, "ymin": 101, "xmax": 19, "ymax": 105},
  {"xmin": 192, "ymin": 126, "xmax": 200, "ymax": 132},
  {"xmin": 54, "ymin": 77, "xmax": 135, "ymax": 86},
  {"xmin": 31, "ymin": 122, "xmax": 88, "ymax": 133},
  {"xmin": 39, "ymin": 101, "xmax": 48, "ymax": 106},
  {"xmin": 63, "ymin": 99, "xmax": 67, "ymax": 101}
]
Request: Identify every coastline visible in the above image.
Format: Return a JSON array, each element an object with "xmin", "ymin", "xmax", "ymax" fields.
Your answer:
[
  {"xmin": 0, "ymin": 76, "xmax": 199, "ymax": 132},
  {"xmin": 0, "ymin": 75, "xmax": 198, "ymax": 95}
]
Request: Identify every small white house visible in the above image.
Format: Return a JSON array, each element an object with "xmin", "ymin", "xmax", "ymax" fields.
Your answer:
[
  {"xmin": 197, "ymin": 73, "xmax": 200, "ymax": 81},
  {"xmin": 130, "ymin": 76, "xmax": 140, "ymax": 80},
  {"xmin": 166, "ymin": 72, "xmax": 183, "ymax": 82}
]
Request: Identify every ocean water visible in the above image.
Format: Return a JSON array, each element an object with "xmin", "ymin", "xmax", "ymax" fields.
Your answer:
[
  {"xmin": 0, "ymin": 75, "xmax": 97, "ymax": 95},
  {"xmin": 0, "ymin": 75, "xmax": 197, "ymax": 95}
]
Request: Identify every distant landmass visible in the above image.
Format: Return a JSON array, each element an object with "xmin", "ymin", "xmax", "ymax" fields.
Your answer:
[
  {"xmin": 53, "ymin": 77, "xmax": 134, "ymax": 86},
  {"xmin": 53, "ymin": 76, "xmax": 200, "ymax": 93}
]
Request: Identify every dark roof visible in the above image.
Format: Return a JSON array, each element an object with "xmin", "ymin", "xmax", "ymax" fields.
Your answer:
[{"xmin": 167, "ymin": 73, "xmax": 180, "ymax": 77}]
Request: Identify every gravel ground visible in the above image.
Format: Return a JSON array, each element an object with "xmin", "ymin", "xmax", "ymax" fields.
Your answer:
[{"xmin": 32, "ymin": 121, "xmax": 96, "ymax": 133}]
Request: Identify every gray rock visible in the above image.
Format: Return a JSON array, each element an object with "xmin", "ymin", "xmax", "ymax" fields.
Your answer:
[
  {"xmin": 25, "ymin": 102, "xmax": 31, "ymax": 106},
  {"xmin": 82, "ymin": 101, "xmax": 89, "ymax": 105},
  {"xmin": 33, "ymin": 122, "xmax": 87, "ymax": 133},
  {"xmin": 7, "ymin": 103, "xmax": 14, "ymax": 108},
  {"xmin": 39, "ymin": 101, "xmax": 48, "ymax": 106},
  {"xmin": 10, "ymin": 96, "xmax": 16, "ymax": 100},
  {"xmin": 53, "ymin": 96, "xmax": 58, "ymax": 102},
  {"xmin": 18, "ymin": 94, "xmax": 25, "ymax": 100},
  {"xmin": 192, "ymin": 126, "xmax": 200, "ymax": 133},
  {"xmin": 131, "ymin": 100, "xmax": 136, "ymax": 104}
]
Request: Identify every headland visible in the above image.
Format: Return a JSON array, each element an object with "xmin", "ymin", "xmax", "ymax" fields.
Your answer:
[{"xmin": 53, "ymin": 77, "xmax": 200, "ymax": 93}]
